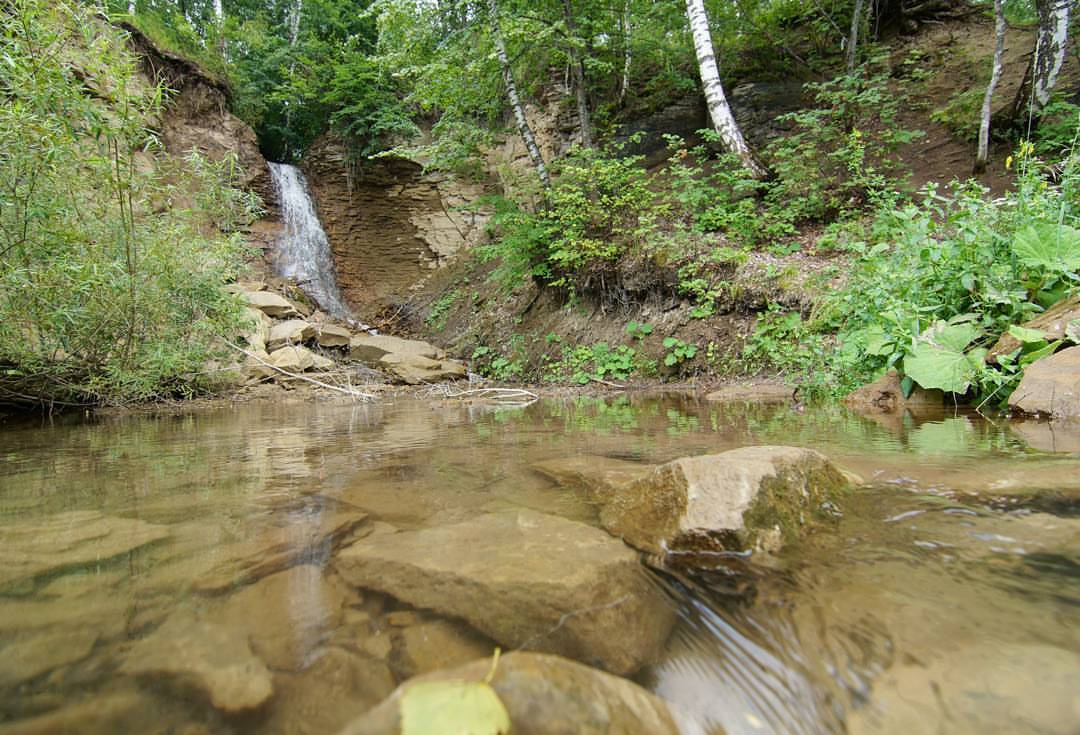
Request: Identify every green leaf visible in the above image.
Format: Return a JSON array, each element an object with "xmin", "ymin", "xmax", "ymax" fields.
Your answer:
[
  {"xmin": 933, "ymin": 322, "xmax": 979, "ymax": 352},
  {"xmin": 1012, "ymin": 224, "xmax": 1080, "ymax": 273},
  {"xmin": 1019, "ymin": 339, "xmax": 1061, "ymax": 367},
  {"xmin": 903, "ymin": 342, "xmax": 974, "ymax": 393},
  {"xmin": 1067, "ymin": 319, "xmax": 1080, "ymax": 344},
  {"xmin": 862, "ymin": 326, "xmax": 895, "ymax": 356},
  {"xmin": 401, "ymin": 681, "xmax": 510, "ymax": 735},
  {"xmin": 1007, "ymin": 324, "xmax": 1048, "ymax": 345},
  {"xmin": 663, "ymin": 353, "xmax": 678, "ymax": 367},
  {"xmin": 662, "ymin": 337, "xmax": 678, "ymax": 349}
]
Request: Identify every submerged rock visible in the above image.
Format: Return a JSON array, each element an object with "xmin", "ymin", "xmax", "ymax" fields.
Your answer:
[
  {"xmin": 214, "ymin": 565, "xmax": 344, "ymax": 671},
  {"xmin": 600, "ymin": 446, "xmax": 850, "ymax": 554},
  {"xmin": 334, "ymin": 510, "xmax": 675, "ymax": 675},
  {"xmin": 0, "ymin": 627, "xmax": 98, "ymax": 687},
  {"xmin": 338, "ymin": 652, "xmax": 683, "ymax": 735},
  {"xmin": 121, "ymin": 612, "xmax": 273, "ymax": 712},
  {"xmin": 389, "ymin": 618, "xmax": 495, "ymax": 680},
  {"xmin": 531, "ymin": 456, "xmax": 652, "ymax": 504},
  {"xmin": 1009, "ymin": 346, "xmax": 1080, "ymax": 420},
  {"xmin": 0, "ymin": 511, "xmax": 169, "ymax": 590},
  {"xmin": 195, "ymin": 510, "xmax": 366, "ymax": 593}
]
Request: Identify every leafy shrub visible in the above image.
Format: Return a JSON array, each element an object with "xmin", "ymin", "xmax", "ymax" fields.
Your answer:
[
  {"xmin": 747, "ymin": 140, "xmax": 1080, "ymax": 403},
  {"xmin": 0, "ymin": 0, "xmax": 255, "ymax": 407}
]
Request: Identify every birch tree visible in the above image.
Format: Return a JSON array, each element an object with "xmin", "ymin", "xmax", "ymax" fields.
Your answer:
[
  {"xmin": 684, "ymin": 0, "xmax": 768, "ymax": 179},
  {"xmin": 975, "ymin": 0, "xmax": 1005, "ymax": 173},
  {"xmin": 490, "ymin": 0, "xmax": 550, "ymax": 185},
  {"xmin": 845, "ymin": 0, "xmax": 867, "ymax": 72},
  {"xmin": 1013, "ymin": 0, "xmax": 1074, "ymax": 123}
]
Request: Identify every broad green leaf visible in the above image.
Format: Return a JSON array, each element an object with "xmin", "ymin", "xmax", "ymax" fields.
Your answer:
[
  {"xmin": 401, "ymin": 681, "xmax": 510, "ymax": 735},
  {"xmin": 903, "ymin": 342, "xmax": 973, "ymax": 393},
  {"xmin": 1012, "ymin": 224, "xmax": 1080, "ymax": 273},
  {"xmin": 1008, "ymin": 324, "xmax": 1049, "ymax": 344},
  {"xmin": 1067, "ymin": 319, "xmax": 1080, "ymax": 344},
  {"xmin": 1019, "ymin": 339, "xmax": 1061, "ymax": 367},
  {"xmin": 934, "ymin": 322, "xmax": 979, "ymax": 352},
  {"xmin": 862, "ymin": 326, "xmax": 895, "ymax": 357},
  {"xmin": 965, "ymin": 347, "xmax": 988, "ymax": 368}
]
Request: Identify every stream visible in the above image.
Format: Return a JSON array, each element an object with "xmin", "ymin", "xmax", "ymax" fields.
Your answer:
[{"xmin": 0, "ymin": 395, "xmax": 1077, "ymax": 733}]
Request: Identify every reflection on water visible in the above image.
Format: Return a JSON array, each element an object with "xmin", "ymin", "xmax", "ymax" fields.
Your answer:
[{"xmin": 0, "ymin": 396, "xmax": 1077, "ymax": 733}]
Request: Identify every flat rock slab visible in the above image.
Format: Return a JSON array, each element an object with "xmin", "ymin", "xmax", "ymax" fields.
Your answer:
[
  {"xmin": 339, "ymin": 652, "xmax": 681, "ymax": 735},
  {"xmin": 531, "ymin": 456, "xmax": 653, "ymax": 504},
  {"xmin": 269, "ymin": 345, "xmax": 316, "ymax": 373},
  {"xmin": 121, "ymin": 612, "xmax": 273, "ymax": 712},
  {"xmin": 349, "ymin": 335, "xmax": 444, "ymax": 364},
  {"xmin": 268, "ymin": 319, "xmax": 316, "ymax": 350},
  {"xmin": 0, "ymin": 511, "xmax": 169, "ymax": 589},
  {"xmin": 334, "ymin": 510, "xmax": 675, "ymax": 676},
  {"xmin": 705, "ymin": 382, "xmax": 794, "ymax": 404},
  {"xmin": 1009, "ymin": 346, "xmax": 1080, "ymax": 420},
  {"xmin": 315, "ymin": 324, "xmax": 352, "ymax": 348},
  {"xmin": 0, "ymin": 627, "xmax": 98, "ymax": 687},
  {"xmin": 378, "ymin": 353, "xmax": 466, "ymax": 384},
  {"xmin": 603, "ymin": 446, "xmax": 850, "ymax": 554},
  {"xmin": 244, "ymin": 291, "xmax": 299, "ymax": 319}
]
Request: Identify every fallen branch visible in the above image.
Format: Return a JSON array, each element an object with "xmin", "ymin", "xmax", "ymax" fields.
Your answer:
[{"xmin": 224, "ymin": 340, "xmax": 376, "ymax": 401}]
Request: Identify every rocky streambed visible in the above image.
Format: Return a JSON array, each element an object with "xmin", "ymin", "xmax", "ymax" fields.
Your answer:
[{"xmin": 0, "ymin": 396, "xmax": 1077, "ymax": 734}]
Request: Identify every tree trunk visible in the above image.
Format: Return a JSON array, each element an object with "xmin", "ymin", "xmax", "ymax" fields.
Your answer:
[
  {"xmin": 562, "ymin": 0, "xmax": 593, "ymax": 148},
  {"xmin": 684, "ymin": 0, "xmax": 768, "ymax": 179},
  {"xmin": 1012, "ymin": 0, "xmax": 1073, "ymax": 125},
  {"xmin": 490, "ymin": 0, "xmax": 550, "ymax": 186},
  {"xmin": 845, "ymin": 0, "xmax": 867, "ymax": 72},
  {"xmin": 618, "ymin": 1, "xmax": 631, "ymax": 105},
  {"xmin": 975, "ymin": 0, "xmax": 1005, "ymax": 173}
]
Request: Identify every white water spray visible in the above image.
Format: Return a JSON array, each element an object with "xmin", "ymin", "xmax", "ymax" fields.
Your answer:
[{"xmin": 267, "ymin": 162, "xmax": 351, "ymax": 320}]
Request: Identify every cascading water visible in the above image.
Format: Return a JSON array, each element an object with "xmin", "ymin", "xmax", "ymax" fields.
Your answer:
[{"xmin": 267, "ymin": 162, "xmax": 351, "ymax": 320}]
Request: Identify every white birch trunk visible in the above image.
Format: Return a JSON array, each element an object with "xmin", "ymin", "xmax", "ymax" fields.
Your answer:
[
  {"xmin": 618, "ymin": 1, "xmax": 631, "ymax": 105},
  {"xmin": 289, "ymin": 0, "xmax": 303, "ymax": 47},
  {"xmin": 685, "ymin": 0, "xmax": 768, "ymax": 179},
  {"xmin": 490, "ymin": 0, "xmax": 550, "ymax": 186},
  {"xmin": 1032, "ymin": 0, "xmax": 1072, "ymax": 111},
  {"xmin": 127, "ymin": 0, "xmax": 135, "ymax": 14},
  {"xmin": 213, "ymin": 0, "xmax": 223, "ymax": 21},
  {"xmin": 845, "ymin": 0, "xmax": 866, "ymax": 72},
  {"xmin": 975, "ymin": 0, "xmax": 1005, "ymax": 173}
]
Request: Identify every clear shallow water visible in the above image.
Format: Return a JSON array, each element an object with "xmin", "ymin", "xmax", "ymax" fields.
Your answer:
[{"xmin": 0, "ymin": 395, "xmax": 1077, "ymax": 734}]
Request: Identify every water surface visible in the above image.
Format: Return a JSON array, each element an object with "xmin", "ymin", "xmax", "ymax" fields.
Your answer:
[{"xmin": 0, "ymin": 396, "xmax": 1076, "ymax": 733}]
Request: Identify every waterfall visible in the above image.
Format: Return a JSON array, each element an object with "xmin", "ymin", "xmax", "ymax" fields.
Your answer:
[{"xmin": 267, "ymin": 162, "xmax": 351, "ymax": 320}]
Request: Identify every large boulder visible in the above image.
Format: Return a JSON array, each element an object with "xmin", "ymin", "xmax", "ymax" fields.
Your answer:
[
  {"xmin": 379, "ymin": 353, "xmax": 467, "ymax": 385},
  {"xmin": 334, "ymin": 510, "xmax": 675, "ymax": 676},
  {"xmin": 121, "ymin": 612, "xmax": 274, "ymax": 713},
  {"xmin": 244, "ymin": 291, "xmax": 300, "ymax": 319},
  {"xmin": 338, "ymin": 652, "xmax": 683, "ymax": 735},
  {"xmin": 599, "ymin": 446, "xmax": 850, "ymax": 554},
  {"xmin": 315, "ymin": 324, "xmax": 352, "ymax": 348},
  {"xmin": 269, "ymin": 345, "xmax": 316, "ymax": 373},
  {"xmin": 1009, "ymin": 346, "xmax": 1080, "ymax": 420},
  {"xmin": 844, "ymin": 370, "xmax": 944, "ymax": 414},
  {"xmin": 349, "ymin": 335, "xmax": 444, "ymax": 364},
  {"xmin": 988, "ymin": 294, "xmax": 1080, "ymax": 363},
  {"xmin": 267, "ymin": 319, "xmax": 316, "ymax": 350}
]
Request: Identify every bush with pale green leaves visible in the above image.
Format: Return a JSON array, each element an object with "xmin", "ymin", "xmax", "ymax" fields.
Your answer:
[
  {"xmin": 0, "ymin": 0, "xmax": 257, "ymax": 408},
  {"xmin": 747, "ymin": 137, "xmax": 1080, "ymax": 405}
]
